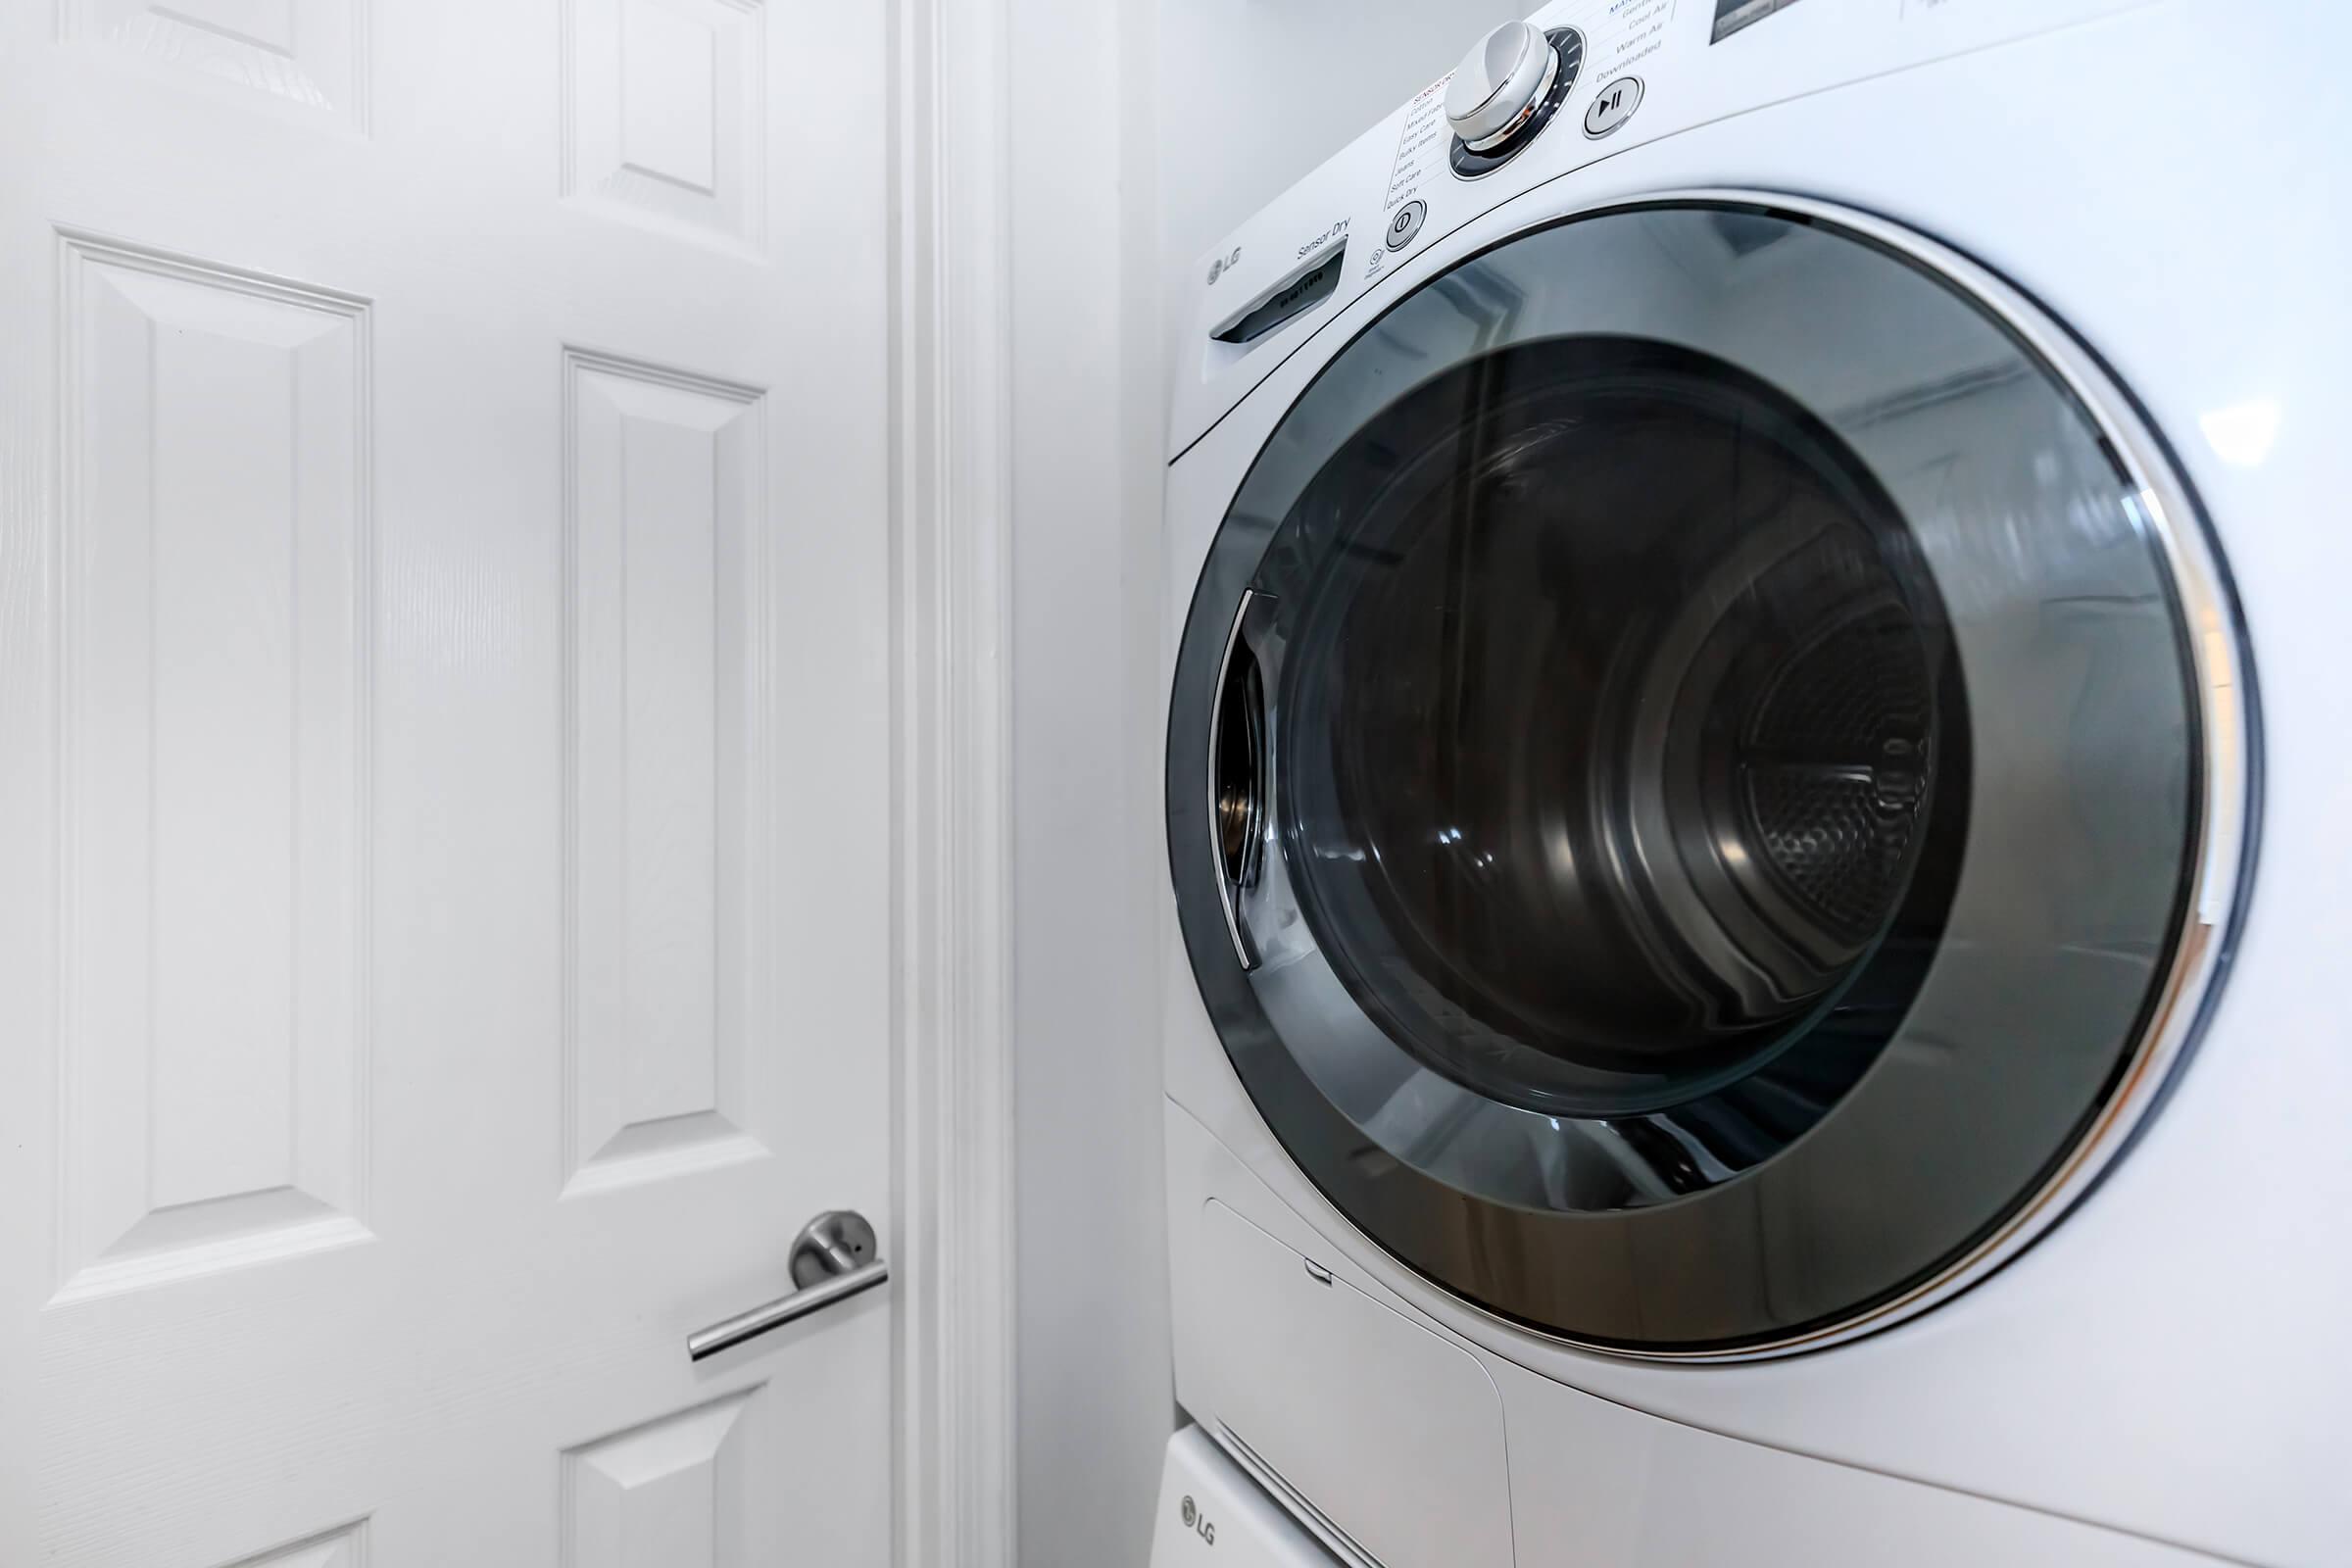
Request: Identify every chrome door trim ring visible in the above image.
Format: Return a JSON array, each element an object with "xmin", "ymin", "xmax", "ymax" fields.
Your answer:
[
  {"xmin": 1165, "ymin": 188, "xmax": 2257, "ymax": 1362},
  {"xmin": 1556, "ymin": 188, "xmax": 2256, "ymax": 1360}
]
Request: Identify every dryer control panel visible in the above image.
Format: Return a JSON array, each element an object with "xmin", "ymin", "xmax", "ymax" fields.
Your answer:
[{"xmin": 1171, "ymin": 0, "xmax": 2157, "ymax": 458}]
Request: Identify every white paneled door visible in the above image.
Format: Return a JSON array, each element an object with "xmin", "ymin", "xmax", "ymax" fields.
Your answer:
[{"xmin": 0, "ymin": 1, "xmax": 897, "ymax": 1562}]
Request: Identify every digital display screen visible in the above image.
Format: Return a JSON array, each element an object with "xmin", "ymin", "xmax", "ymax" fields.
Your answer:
[{"xmin": 1712, "ymin": 0, "xmax": 1807, "ymax": 43}]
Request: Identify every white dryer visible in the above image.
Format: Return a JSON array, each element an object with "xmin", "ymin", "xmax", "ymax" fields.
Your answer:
[{"xmin": 1159, "ymin": 4, "xmax": 2350, "ymax": 1566}]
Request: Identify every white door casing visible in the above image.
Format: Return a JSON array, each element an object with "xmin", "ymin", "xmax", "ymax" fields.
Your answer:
[
  {"xmin": 0, "ymin": 0, "xmax": 1005, "ymax": 1560},
  {"xmin": 886, "ymin": 0, "xmax": 1023, "ymax": 1561}
]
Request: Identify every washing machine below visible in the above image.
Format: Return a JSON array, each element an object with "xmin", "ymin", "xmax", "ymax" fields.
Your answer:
[
  {"xmin": 1161, "ymin": 4, "xmax": 2350, "ymax": 1566},
  {"xmin": 1149, "ymin": 1426, "xmax": 1341, "ymax": 1568}
]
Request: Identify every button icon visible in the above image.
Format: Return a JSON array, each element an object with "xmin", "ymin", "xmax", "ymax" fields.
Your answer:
[
  {"xmin": 1583, "ymin": 75, "xmax": 1643, "ymax": 139},
  {"xmin": 1387, "ymin": 198, "xmax": 1428, "ymax": 251}
]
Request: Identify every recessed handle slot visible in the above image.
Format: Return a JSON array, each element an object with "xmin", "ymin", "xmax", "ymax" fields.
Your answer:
[{"xmin": 1210, "ymin": 590, "xmax": 1273, "ymax": 970}]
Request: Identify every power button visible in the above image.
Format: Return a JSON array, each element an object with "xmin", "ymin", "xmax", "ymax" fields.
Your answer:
[{"xmin": 1387, "ymin": 199, "xmax": 1428, "ymax": 252}]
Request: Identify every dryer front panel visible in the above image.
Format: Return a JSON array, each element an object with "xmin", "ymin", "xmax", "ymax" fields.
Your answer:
[{"xmin": 1164, "ymin": 197, "xmax": 2251, "ymax": 1359}]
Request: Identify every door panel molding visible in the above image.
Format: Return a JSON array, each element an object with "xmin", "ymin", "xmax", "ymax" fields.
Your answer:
[
  {"xmin": 54, "ymin": 229, "xmax": 374, "ymax": 1305},
  {"xmin": 890, "ymin": 0, "xmax": 1016, "ymax": 1564},
  {"xmin": 558, "ymin": 346, "xmax": 771, "ymax": 1200}
]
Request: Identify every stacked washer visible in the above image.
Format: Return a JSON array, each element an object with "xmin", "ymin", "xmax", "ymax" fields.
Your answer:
[{"xmin": 1160, "ymin": 4, "xmax": 2349, "ymax": 1566}]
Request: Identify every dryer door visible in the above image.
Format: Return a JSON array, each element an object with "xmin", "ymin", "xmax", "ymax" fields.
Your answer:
[{"xmin": 1165, "ymin": 198, "xmax": 2252, "ymax": 1359}]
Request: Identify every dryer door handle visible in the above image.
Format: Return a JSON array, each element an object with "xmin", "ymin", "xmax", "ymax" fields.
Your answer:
[{"xmin": 1209, "ymin": 589, "xmax": 1277, "ymax": 971}]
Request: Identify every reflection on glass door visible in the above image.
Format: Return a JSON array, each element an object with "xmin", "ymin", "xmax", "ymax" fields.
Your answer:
[{"xmin": 1164, "ymin": 199, "xmax": 2248, "ymax": 1356}]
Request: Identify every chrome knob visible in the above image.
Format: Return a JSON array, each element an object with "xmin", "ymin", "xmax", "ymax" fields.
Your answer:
[{"xmin": 1445, "ymin": 20, "xmax": 1556, "ymax": 149}]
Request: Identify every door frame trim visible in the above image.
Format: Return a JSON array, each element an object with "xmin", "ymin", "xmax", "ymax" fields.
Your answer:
[{"xmin": 891, "ymin": 0, "xmax": 1017, "ymax": 1563}]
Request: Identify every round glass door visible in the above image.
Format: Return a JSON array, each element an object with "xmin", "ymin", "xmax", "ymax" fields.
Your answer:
[{"xmin": 1166, "ymin": 198, "xmax": 2252, "ymax": 1358}]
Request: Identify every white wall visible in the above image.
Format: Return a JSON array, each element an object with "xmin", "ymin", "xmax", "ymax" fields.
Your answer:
[
  {"xmin": 1006, "ymin": 1, "xmax": 1171, "ymax": 1565},
  {"xmin": 1007, "ymin": 4, "xmax": 1522, "ymax": 1565}
]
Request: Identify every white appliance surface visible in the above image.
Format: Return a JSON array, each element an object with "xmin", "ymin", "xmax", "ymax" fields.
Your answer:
[
  {"xmin": 1161, "ymin": 4, "xmax": 2352, "ymax": 1567},
  {"xmin": 1170, "ymin": 1104, "xmax": 2239, "ymax": 1568},
  {"xmin": 1151, "ymin": 1425, "xmax": 1343, "ymax": 1568},
  {"xmin": 1200, "ymin": 1200, "xmax": 1511, "ymax": 1568}
]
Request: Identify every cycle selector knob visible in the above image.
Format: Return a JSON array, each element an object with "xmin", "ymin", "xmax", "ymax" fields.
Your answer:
[{"xmin": 1445, "ymin": 20, "xmax": 1556, "ymax": 149}]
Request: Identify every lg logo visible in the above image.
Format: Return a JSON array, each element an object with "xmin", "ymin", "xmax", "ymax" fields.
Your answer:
[{"xmin": 1179, "ymin": 1494, "xmax": 1215, "ymax": 1546}]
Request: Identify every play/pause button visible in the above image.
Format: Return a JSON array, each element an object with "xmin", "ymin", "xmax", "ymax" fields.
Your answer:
[{"xmin": 1584, "ymin": 75, "xmax": 1643, "ymax": 138}]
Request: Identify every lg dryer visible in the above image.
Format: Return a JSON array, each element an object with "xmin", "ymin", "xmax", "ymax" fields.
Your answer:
[{"xmin": 1161, "ymin": 5, "xmax": 2347, "ymax": 1566}]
